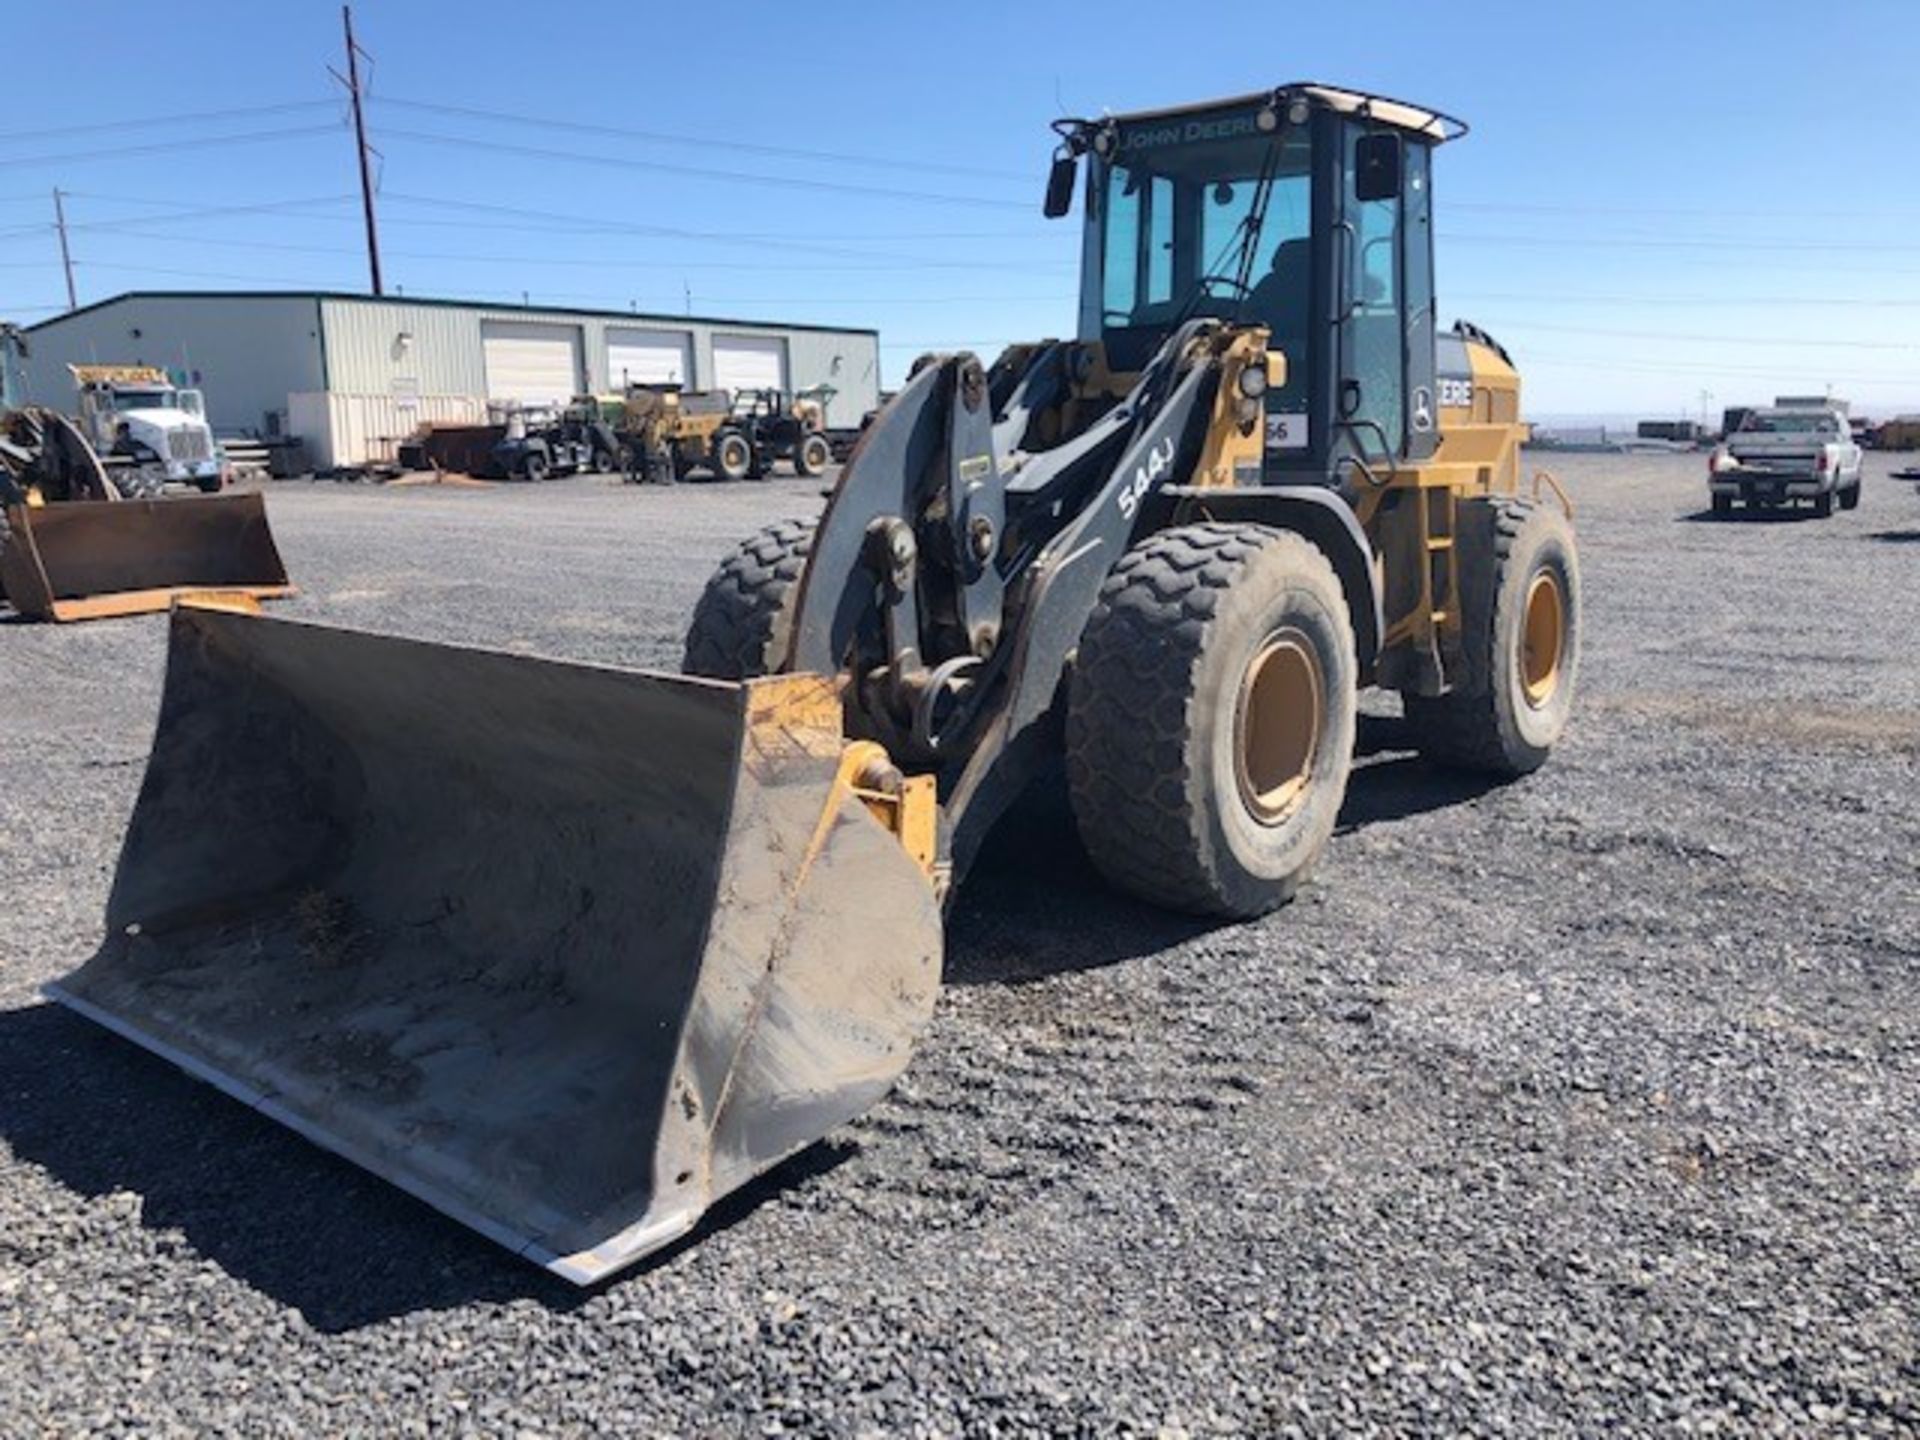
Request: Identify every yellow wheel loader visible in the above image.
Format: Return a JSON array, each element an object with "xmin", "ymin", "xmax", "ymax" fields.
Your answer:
[
  {"xmin": 0, "ymin": 354, "xmax": 292, "ymax": 623},
  {"xmin": 51, "ymin": 84, "xmax": 1577, "ymax": 1284}
]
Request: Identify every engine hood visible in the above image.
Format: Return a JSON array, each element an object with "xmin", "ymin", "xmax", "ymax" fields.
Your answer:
[{"xmin": 115, "ymin": 407, "xmax": 207, "ymax": 434}]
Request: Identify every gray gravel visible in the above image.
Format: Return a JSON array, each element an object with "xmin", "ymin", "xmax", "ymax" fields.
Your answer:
[{"xmin": 2, "ymin": 456, "xmax": 1917, "ymax": 1436}]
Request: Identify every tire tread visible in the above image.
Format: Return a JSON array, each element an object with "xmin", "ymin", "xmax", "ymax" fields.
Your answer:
[
  {"xmin": 681, "ymin": 517, "xmax": 816, "ymax": 678},
  {"xmin": 1066, "ymin": 522, "xmax": 1346, "ymax": 916},
  {"xmin": 1405, "ymin": 497, "xmax": 1569, "ymax": 773}
]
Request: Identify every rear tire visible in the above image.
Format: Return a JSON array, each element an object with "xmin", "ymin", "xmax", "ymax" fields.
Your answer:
[
  {"xmin": 794, "ymin": 433, "xmax": 831, "ymax": 477},
  {"xmin": 1403, "ymin": 498, "xmax": 1579, "ymax": 776},
  {"xmin": 1839, "ymin": 478, "xmax": 1861, "ymax": 511},
  {"xmin": 1813, "ymin": 488, "xmax": 1833, "ymax": 518},
  {"xmin": 521, "ymin": 452, "xmax": 549, "ymax": 483},
  {"xmin": 682, "ymin": 517, "xmax": 817, "ymax": 679},
  {"xmin": 1711, "ymin": 494, "xmax": 1733, "ymax": 518},
  {"xmin": 1066, "ymin": 523, "xmax": 1357, "ymax": 919},
  {"xmin": 713, "ymin": 430, "xmax": 753, "ymax": 482}
]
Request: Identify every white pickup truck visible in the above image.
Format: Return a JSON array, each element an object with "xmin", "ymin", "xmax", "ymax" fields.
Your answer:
[{"xmin": 1708, "ymin": 405, "xmax": 1861, "ymax": 518}]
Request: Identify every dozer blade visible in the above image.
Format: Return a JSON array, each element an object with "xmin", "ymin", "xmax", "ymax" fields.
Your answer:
[
  {"xmin": 0, "ymin": 493, "xmax": 292, "ymax": 622},
  {"xmin": 48, "ymin": 607, "xmax": 942, "ymax": 1284}
]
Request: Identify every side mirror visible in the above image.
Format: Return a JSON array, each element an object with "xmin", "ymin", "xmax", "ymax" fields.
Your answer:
[
  {"xmin": 1354, "ymin": 133, "xmax": 1402, "ymax": 203},
  {"xmin": 1043, "ymin": 150, "xmax": 1078, "ymax": 218}
]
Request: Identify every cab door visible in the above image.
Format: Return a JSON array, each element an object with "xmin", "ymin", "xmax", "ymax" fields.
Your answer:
[{"xmin": 1333, "ymin": 124, "xmax": 1438, "ymax": 470}]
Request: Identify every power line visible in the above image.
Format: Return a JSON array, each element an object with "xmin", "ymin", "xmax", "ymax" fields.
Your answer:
[
  {"xmin": 378, "ymin": 193, "xmax": 1064, "ymax": 266},
  {"xmin": 378, "ymin": 210, "xmax": 1059, "ymax": 244},
  {"xmin": 1455, "ymin": 290, "xmax": 1920, "ymax": 309},
  {"xmin": 79, "ymin": 260, "xmax": 359, "ymax": 286},
  {"xmin": 63, "ymin": 196, "xmax": 358, "ymax": 235},
  {"xmin": 81, "ymin": 224, "xmax": 1074, "ymax": 273},
  {"xmin": 0, "ymin": 124, "xmax": 343, "ymax": 171},
  {"xmin": 1442, "ymin": 230, "xmax": 1920, "ymax": 255},
  {"xmin": 376, "ymin": 129, "xmax": 1032, "ymax": 211},
  {"xmin": 0, "ymin": 195, "xmax": 353, "ymax": 246},
  {"xmin": 372, "ymin": 96, "xmax": 1029, "ymax": 183},
  {"xmin": 1475, "ymin": 318, "xmax": 1919, "ymax": 352},
  {"xmin": 1520, "ymin": 351, "xmax": 1920, "ymax": 388},
  {"xmin": 0, "ymin": 100, "xmax": 339, "ymax": 145},
  {"xmin": 1453, "ymin": 198, "xmax": 1920, "ymax": 222}
]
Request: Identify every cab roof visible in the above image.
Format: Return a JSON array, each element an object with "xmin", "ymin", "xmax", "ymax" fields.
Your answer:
[{"xmin": 1101, "ymin": 83, "xmax": 1469, "ymax": 144}]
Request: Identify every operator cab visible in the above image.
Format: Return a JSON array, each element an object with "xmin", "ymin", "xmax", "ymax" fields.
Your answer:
[{"xmin": 1047, "ymin": 85, "xmax": 1465, "ymax": 482}]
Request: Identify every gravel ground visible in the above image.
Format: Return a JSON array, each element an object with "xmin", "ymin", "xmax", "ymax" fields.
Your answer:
[{"xmin": 2, "ymin": 455, "xmax": 1917, "ymax": 1436}]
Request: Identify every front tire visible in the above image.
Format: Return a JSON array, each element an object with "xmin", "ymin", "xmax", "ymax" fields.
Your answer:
[
  {"xmin": 682, "ymin": 518, "xmax": 817, "ymax": 679},
  {"xmin": 1404, "ymin": 498, "xmax": 1579, "ymax": 776},
  {"xmin": 794, "ymin": 433, "xmax": 831, "ymax": 477},
  {"xmin": 1066, "ymin": 523, "xmax": 1357, "ymax": 919},
  {"xmin": 712, "ymin": 430, "xmax": 753, "ymax": 482}
]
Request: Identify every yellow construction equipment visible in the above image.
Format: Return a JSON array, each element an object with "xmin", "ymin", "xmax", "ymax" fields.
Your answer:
[
  {"xmin": 615, "ymin": 383, "xmax": 832, "ymax": 483},
  {"xmin": 1, "ymin": 398, "xmax": 292, "ymax": 623},
  {"xmin": 53, "ymin": 83, "xmax": 1577, "ymax": 1283}
]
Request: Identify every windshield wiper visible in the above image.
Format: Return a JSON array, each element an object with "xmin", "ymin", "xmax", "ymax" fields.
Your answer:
[{"xmin": 1168, "ymin": 135, "xmax": 1284, "ymax": 330}]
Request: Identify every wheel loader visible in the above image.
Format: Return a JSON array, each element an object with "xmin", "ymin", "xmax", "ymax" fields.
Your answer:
[
  {"xmin": 0, "ymin": 326, "xmax": 291, "ymax": 622},
  {"xmin": 0, "ymin": 405, "xmax": 292, "ymax": 623},
  {"xmin": 50, "ymin": 83, "xmax": 1577, "ymax": 1284}
]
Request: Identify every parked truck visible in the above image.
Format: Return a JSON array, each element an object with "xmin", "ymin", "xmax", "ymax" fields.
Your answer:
[
  {"xmin": 70, "ymin": 365, "xmax": 224, "ymax": 495},
  {"xmin": 1708, "ymin": 402, "xmax": 1862, "ymax": 517}
]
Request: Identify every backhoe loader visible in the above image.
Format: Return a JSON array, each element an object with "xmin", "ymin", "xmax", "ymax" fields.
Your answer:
[{"xmin": 51, "ymin": 83, "xmax": 1577, "ymax": 1284}]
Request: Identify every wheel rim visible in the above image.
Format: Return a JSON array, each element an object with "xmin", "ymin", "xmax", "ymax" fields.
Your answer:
[
  {"xmin": 1520, "ymin": 569, "xmax": 1565, "ymax": 709},
  {"xmin": 722, "ymin": 439, "xmax": 746, "ymax": 471},
  {"xmin": 1234, "ymin": 629, "xmax": 1323, "ymax": 826}
]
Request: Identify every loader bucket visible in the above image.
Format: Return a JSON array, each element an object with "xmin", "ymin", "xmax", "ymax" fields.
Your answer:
[
  {"xmin": 0, "ymin": 493, "xmax": 292, "ymax": 622},
  {"xmin": 48, "ymin": 607, "xmax": 942, "ymax": 1284}
]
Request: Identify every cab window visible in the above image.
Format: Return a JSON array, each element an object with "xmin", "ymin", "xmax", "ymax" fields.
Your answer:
[
  {"xmin": 1341, "ymin": 125, "xmax": 1404, "ymax": 455},
  {"xmin": 1095, "ymin": 123, "xmax": 1313, "ymax": 381}
]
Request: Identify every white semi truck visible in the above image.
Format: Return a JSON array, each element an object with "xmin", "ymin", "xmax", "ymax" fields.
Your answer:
[{"xmin": 70, "ymin": 364, "xmax": 225, "ymax": 495}]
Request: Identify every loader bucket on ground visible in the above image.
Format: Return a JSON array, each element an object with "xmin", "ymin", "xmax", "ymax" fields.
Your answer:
[
  {"xmin": 0, "ymin": 493, "xmax": 292, "ymax": 622},
  {"xmin": 48, "ymin": 607, "xmax": 942, "ymax": 1285}
]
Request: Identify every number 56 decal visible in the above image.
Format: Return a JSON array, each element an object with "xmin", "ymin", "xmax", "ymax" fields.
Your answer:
[{"xmin": 1265, "ymin": 413, "xmax": 1309, "ymax": 451}]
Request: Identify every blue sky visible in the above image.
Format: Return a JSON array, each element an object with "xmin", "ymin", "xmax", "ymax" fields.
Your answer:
[{"xmin": 3, "ymin": 1, "xmax": 1915, "ymax": 418}]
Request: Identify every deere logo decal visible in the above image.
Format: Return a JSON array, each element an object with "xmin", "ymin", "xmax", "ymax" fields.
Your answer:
[{"xmin": 1118, "ymin": 114, "xmax": 1262, "ymax": 153}]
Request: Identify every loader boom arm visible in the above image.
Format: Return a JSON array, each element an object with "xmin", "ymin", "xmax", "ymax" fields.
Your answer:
[{"xmin": 783, "ymin": 321, "xmax": 1238, "ymax": 889}]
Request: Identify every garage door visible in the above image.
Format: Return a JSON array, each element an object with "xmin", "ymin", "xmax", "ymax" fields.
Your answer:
[
  {"xmin": 481, "ymin": 320, "xmax": 582, "ymax": 407},
  {"xmin": 712, "ymin": 334, "xmax": 788, "ymax": 397},
  {"xmin": 606, "ymin": 328, "xmax": 692, "ymax": 388}
]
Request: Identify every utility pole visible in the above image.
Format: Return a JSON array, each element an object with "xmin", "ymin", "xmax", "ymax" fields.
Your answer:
[
  {"xmin": 336, "ymin": 5, "xmax": 383, "ymax": 295},
  {"xmin": 52, "ymin": 188, "xmax": 77, "ymax": 311}
]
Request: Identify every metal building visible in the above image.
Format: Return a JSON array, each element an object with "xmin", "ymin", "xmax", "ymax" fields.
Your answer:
[{"xmin": 18, "ymin": 291, "xmax": 881, "ymax": 468}]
